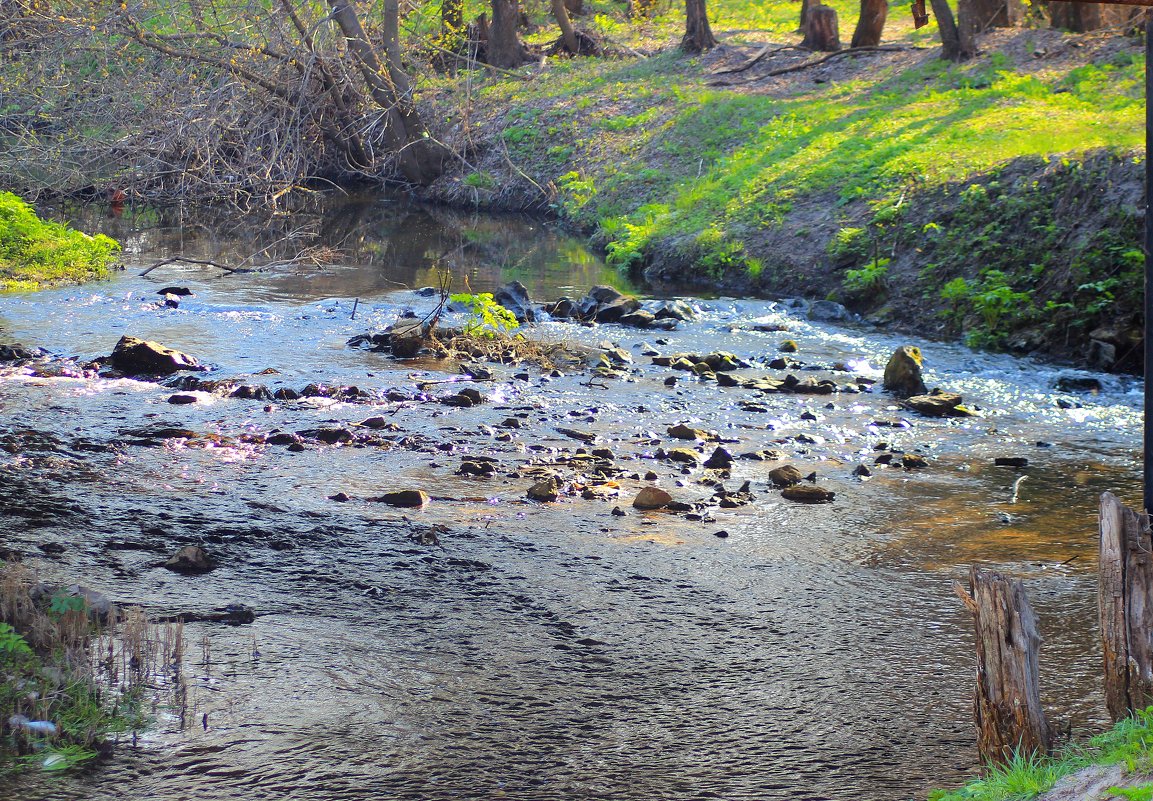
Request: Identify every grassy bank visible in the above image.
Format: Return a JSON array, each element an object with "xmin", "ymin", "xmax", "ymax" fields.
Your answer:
[
  {"xmin": 0, "ymin": 192, "xmax": 119, "ymax": 292},
  {"xmin": 0, "ymin": 563, "xmax": 155, "ymax": 774},
  {"xmin": 930, "ymin": 708, "xmax": 1153, "ymax": 800},
  {"xmin": 419, "ymin": 1, "xmax": 1145, "ymax": 366}
]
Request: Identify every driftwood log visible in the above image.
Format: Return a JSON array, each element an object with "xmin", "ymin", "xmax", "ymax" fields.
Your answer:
[
  {"xmin": 1099, "ymin": 491, "xmax": 1153, "ymax": 720},
  {"xmin": 956, "ymin": 566, "xmax": 1050, "ymax": 764}
]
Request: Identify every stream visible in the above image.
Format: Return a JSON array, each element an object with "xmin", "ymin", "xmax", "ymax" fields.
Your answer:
[{"xmin": 0, "ymin": 197, "xmax": 1144, "ymax": 800}]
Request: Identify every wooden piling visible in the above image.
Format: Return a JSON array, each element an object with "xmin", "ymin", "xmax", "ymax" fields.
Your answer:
[
  {"xmin": 956, "ymin": 566, "xmax": 1051, "ymax": 764},
  {"xmin": 1099, "ymin": 491, "xmax": 1153, "ymax": 720}
]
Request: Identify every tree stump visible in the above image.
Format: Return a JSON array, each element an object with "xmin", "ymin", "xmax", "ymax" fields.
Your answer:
[
  {"xmin": 956, "ymin": 566, "xmax": 1050, "ymax": 765},
  {"xmin": 1099, "ymin": 492, "xmax": 1153, "ymax": 720},
  {"xmin": 801, "ymin": 3, "xmax": 841, "ymax": 51}
]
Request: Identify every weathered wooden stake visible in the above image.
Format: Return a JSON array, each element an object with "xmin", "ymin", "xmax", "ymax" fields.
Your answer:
[
  {"xmin": 1099, "ymin": 491, "xmax": 1153, "ymax": 720},
  {"xmin": 956, "ymin": 565, "xmax": 1051, "ymax": 764}
]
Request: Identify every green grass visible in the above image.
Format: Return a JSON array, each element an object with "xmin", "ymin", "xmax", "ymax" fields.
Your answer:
[
  {"xmin": 0, "ymin": 192, "xmax": 120, "ymax": 291},
  {"xmin": 930, "ymin": 707, "xmax": 1153, "ymax": 800}
]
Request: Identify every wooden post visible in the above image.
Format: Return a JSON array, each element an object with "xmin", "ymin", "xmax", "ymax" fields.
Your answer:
[
  {"xmin": 1099, "ymin": 491, "xmax": 1153, "ymax": 720},
  {"xmin": 956, "ymin": 566, "xmax": 1051, "ymax": 764}
]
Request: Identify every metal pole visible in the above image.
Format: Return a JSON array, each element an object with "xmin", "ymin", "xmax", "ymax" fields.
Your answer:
[{"xmin": 1146, "ymin": 13, "xmax": 1153, "ymax": 512}]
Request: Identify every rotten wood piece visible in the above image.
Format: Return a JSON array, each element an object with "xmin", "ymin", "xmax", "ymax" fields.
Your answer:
[
  {"xmin": 956, "ymin": 566, "xmax": 1051, "ymax": 765},
  {"xmin": 1099, "ymin": 491, "xmax": 1153, "ymax": 720}
]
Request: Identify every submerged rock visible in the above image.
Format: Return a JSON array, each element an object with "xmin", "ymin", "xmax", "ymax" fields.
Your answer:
[
  {"xmin": 111, "ymin": 335, "xmax": 202, "ymax": 375},
  {"xmin": 370, "ymin": 490, "xmax": 429, "ymax": 508},
  {"xmin": 164, "ymin": 545, "xmax": 216, "ymax": 574},
  {"xmin": 902, "ymin": 391, "xmax": 974, "ymax": 417},
  {"xmin": 782, "ymin": 485, "xmax": 835, "ymax": 503},
  {"xmin": 882, "ymin": 346, "xmax": 926, "ymax": 398}
]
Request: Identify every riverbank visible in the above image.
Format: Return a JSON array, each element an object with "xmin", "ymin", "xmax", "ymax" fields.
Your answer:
[
  {"xmin": 0, "ymin": 0, "xmax": 1144, "ymax": 367},
  {"xmin": 930, "ymin": 708, "xmax": 1153, "ymax": 800},
  {"xmin": 414, "ymin": 20, "xmax": 1145, "ymax": 371}
]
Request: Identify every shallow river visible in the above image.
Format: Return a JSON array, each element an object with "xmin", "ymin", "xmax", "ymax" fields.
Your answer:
[{"xmin": 0, "ymin": 198, "xmax": 1144, "ymax": 800}]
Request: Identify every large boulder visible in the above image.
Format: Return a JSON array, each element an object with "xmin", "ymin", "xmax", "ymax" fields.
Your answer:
[
  {"xmin": 111, "ymin": 336, "xmax": 202, "ymax": 375},
  {"xmin": 882, "ymin": 345, "xmax": 926, "ymax": 398},
  {"xmin": 808, "ymin": 300, "xmax": 854, "ymax": 323},
  {"xmin": 494, "ymin": 281, "xmax": 536, "ymax": 323}
]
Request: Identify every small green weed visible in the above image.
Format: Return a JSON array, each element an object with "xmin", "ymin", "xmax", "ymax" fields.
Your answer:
[{"xmin": 449, "ymin": 293, "xmax": 520, "ymax": 338}]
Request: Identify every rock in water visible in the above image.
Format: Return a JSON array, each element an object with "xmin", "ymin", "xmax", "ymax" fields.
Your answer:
[
  {"xmin": 494, "ymin": 281, "xmax": 536, "ymax": 323},
  {"xmin": 667, "ymin": 423, "xmax": 706, "ymax": 440},
  {"xmin": 703, "ymin": 447, "xmax": 734, "ymax": 469},
  {"xmin": 111, "ymin": 336, "xmax": 202, "ymax": 375},
  {"xmin": 371, "ymin": 490, "xmax": 430, "ymax": 508},
  {"xmin": 902, "ymin": 391, "xmax": 974, "ymax": 417},
  {"xmin": 883, "ymin": 346, "xmax": 927, "ymax": 398},
  {"xmin": 633, "ymin": 487, "xmax": 674, "ymax": 509},
  {"xmin": 527, "ymin": 479, "xmax": 560, "ymax": 502},
  {"xmin": 769, "ymin": 465, "xmax": 803, "ymax": 487},
  {"xmin": 782, "ymin": 485, "xmax": 835, "ymax": 503},
  {"xmin": 164, "ymin": 545, "xmax": 216, "ymax": 574}
]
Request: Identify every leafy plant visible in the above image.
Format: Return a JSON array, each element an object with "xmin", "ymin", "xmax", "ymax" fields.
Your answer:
[
  {"xmin": 463, "ymin": 172, "xmax": 497, "ymax": 190},
  {"xmin": 0, "ymin": 623, "xmax": 32, "ymax": 658},
  {"xmin": 843, "ymin": 257, "xmax": 890, "ymax": 297},
  {"xmin": 449, "ymin": 293, "xmax": 520, "ymax": 338}
]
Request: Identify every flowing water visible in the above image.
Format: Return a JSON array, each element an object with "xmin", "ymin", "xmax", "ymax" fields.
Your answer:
[{"xmin": 0, "ymin": 197, "xmax": 1144, "ymax": 800}]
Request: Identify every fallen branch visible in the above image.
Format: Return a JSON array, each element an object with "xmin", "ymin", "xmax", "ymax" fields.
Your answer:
[
  {"xmin": 709, "ymin": 41, "xmax": 795, "ymax": 75},
  {"xmin": 139, "ymin": 256, "xmax": 258, "ymax": 276},
  {"xmin": 709, "ymin": 45, "xmax": 917, "ymax": 85}
]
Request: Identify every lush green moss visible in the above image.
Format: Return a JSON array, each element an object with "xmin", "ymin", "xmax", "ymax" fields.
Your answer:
[{"xmin": 0, "ymin": 192, "xmax": 120, "ymax": 291}]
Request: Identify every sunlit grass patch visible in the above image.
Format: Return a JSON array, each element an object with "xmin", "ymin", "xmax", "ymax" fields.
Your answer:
[
  {"xmin": 930, "ymin": 707, "xmax": 1153, "ymax": 801},
  {"xmin": 0, "ymin": 192, "xmax": 119, "ymax": 291}
]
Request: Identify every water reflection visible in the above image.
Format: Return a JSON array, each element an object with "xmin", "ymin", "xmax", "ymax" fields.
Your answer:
[{"xmin": 49, "ymin": 196, "xmax": 632, "ymax": 303}]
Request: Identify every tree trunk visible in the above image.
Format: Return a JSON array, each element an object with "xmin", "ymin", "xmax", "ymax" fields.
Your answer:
[
  {"xmin": 488, "ymin": 0, "xmax": 529, "ymax": 67},
  {"xmin": 929, "ymin": 0, "xmax": 967, "ymax": 60},
  {"xmin": 564, "ymin": 0, "xmax": 583, "ymax": 15},
  {"xmin": 801, "ymin": 3, "xmax": 840, "ymax": 51},
  {"xmin": 326, "ymin": 0, "xmax": 447, "ymax": 185},
  {"xmin": 954, "ymin": 0, "xmax": 979, "ymax": 58},
  {"xmin": 681, "ymin": 0, "xmax": 717, "ymax": 53},
  {"xmin": 966, "ymin": 0, "xmax": 1024, "ymax": 30},
  {"xmin": 850, "ymin": 0, "xmax": 887, "ymax": 48},
  {"xmin": 1049, "ymin": 2, "xmax": 1136, "ymax": 32},
  {"xmin": 956, "ymin": 566, "xmax": 1051, "ymax": 765},
  {"xmin": 799, "ymin": 0, "xmax": 811, "ymax": 31},
  {"xmin": 552, "ymin": 0, "xmax": 580, "ymax": 53},
  {"xmin": 1099, "ymin": 492, "xmax": 1153, "ymax": 721}
]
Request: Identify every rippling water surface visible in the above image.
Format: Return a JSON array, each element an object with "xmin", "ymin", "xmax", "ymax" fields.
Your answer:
[{"xmin": 0, "ymin": 199, "xmax": 1142, "ymax": 800}]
